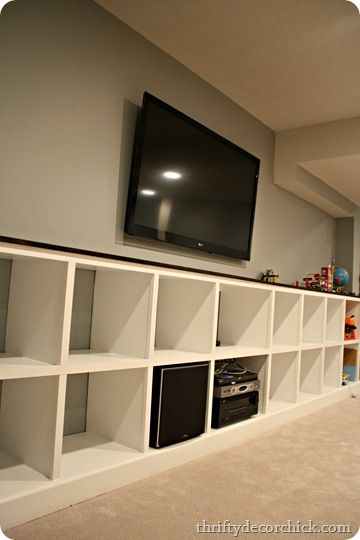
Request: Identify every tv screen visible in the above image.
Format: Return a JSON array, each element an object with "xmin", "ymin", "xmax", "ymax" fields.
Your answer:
[{"xmin": 125, "ymin": 93, "xmax": 260, "ymax": 260}]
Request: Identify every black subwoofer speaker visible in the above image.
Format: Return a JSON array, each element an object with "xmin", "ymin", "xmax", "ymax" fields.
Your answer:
[{"xmin": 150, "ymin": 363, "xmax": 209, "ymax": 448}]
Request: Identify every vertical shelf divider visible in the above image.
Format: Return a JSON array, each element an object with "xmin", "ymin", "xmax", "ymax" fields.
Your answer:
[
  {"xmin": 52, "ymin": 374, "xmax": 68, "ymax": 479},
  {"xmin": 210, "ymin": 282, "xmax": 221, "ymax": 354},
  {"xmin": 146, "ymin": 273, "xmax": 160, "ymax": 359},
  {"xmin": 264, "ymin": 291, "xmax": 276, "ymax": 414},
  {"xmin": 60, "ymin": 261, "xmax": 76, "ymax": 368},
  {"xmin": 298, "ymin": 293, "xmax": 304, "ymax": 346},
  {"xmin": 205, "ymin": 359, "xmax": 215, "ymax": 433},
  {"xmin": 140, "ymin": 367, "xmax": 154, "ymax": 452}
]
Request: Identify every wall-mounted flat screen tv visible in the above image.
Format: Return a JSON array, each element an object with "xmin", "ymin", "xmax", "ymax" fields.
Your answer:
[{"xmin": 125, "ymin": 92, "xmax": 260, "ymax": 260}]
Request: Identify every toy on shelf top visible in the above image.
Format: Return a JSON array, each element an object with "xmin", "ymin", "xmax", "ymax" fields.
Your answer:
[
  {"xmin": 302, "ymin": 265, "xmax": 334, "ymax": 292},
  {"xmin": 300, "ymin": 261, "xmax": 351, "ymax": 294},
  {"xmin": 261, "ymin": 269, "xmax": 279, "ymax": 283},
  {"xmin": 333, "ymin": 267, "xmax": 350, "ymax": 289}
]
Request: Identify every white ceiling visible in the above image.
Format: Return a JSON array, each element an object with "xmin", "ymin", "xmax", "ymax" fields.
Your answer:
[
  {"xmin": 95, "ymin": 0, "xmax": 360, "ymax": 131},
  {"xmin": 94, "ymin": 0, "xmax": 360, "ymax": 214}
]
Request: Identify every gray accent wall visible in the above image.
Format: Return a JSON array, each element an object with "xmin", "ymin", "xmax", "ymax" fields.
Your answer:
[
  {"xmin": 334, "ymin": 212, "xmax": 360, "ymax": 294},
  {"xmin": 335, "ymin": 218, "xmax": 354, "ymax": 292},
  {"xmin": 0, "ymin": 0, "xmax": 334, "ymax": 284}
]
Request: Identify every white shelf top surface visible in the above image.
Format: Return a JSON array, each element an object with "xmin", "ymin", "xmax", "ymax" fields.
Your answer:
[
  {"xmin": 298, "ymin": 391, "xmax": 321, "ymax": 403},
  {"xmin": 267, "ymin": 400, "xmax": 298, "ymax": 414},
  {"xmin": 1, "ymin": 241, "xmax": 358, "ymax": 301},
  {"xmin": 68, "ymin": 351, "xmax": 148, "ymax": 372},
  {"xmin": 301, "ymin": 342, "xmax": 324, "ymax": 350},
  {"xmin": 324, "ymin": 340, "xmax": 343, "ymax": 347},
  {"xmin": 213, "ymin": 345, "xmax": 269, "ymax": 359},
  {"xmin": 0, "ymin": 355, "xmax": 60, "ymax": 379},
  {"xmin": 271, "ymin": 345, "xmax": 300, "ymax": 354},
  {"xmin": 343, "ymin": 339, "xmax": 359, "ymax": 346},
  {"xmin": 0, "ymin": 450, "xmax": 50, "ymax": 501},
  {"xmin": 152, "ymin": 349, "xmax": 212, "ymax": 364},
  {"xmin": 322, "ymin": 384, "xmax": 340, "ymax": 394},
  {"xmin": 61, "ymin": 432, "xmax": 142, "ymax": 479}
]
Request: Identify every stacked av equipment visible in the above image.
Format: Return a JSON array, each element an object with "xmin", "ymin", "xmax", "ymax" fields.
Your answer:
[
  {"xmin": 150, "ymin": 363, "xmax": 209, "ymax": 448},
  {"xmin": 212, "ymin": 360, "xmax": 260, "ymax": 428}
]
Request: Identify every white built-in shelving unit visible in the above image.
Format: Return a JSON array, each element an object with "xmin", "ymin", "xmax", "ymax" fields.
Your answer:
[{"xmin": 0, "ymin": 242, "xmax": 359, "ymax": 529}]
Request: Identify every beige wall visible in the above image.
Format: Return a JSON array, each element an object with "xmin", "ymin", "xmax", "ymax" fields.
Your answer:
[{"xmin": 0, "ymin": 0, "xmax": 334, "ymax": 284}]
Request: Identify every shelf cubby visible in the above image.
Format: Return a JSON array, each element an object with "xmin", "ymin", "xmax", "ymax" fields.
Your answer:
[
  {"xmin": 0, "ymin": 375, "xmax": 60, "ymax": 499},
  {"xmin": 269, "ymin": 351, "xmax": 299, "ymax": 409},
  {"xmin": 0, "ymin": 256, "xmax": 69, "ymax": 375},
  {"xmin": 323, "ymin": 346, "xmax": 342, "ymax": 391},
  {"xmin": 216, "ymin": 284, "xmax": 271, "ymax": 355},
  {"xmin": 344, "ymin": 299, "xmax": 360, "ymax": 342},
  {"xmin": 326, "ymin": 297, "xmax": 344, "ymax": 344},
  {"xmin": 302, "ymin": 295, "xmax": 325, "ymax": 346},
  {"xmin": 154, "ymin": 276, "xmax": 216, "ymax": 356},
  {"xmin": 343, "ymin": 345, "xmax": 358, "ymax": 383},
  {"xmin": 299, "ymin": 348, "xmax": 323, "ymax": 399},
  {"xmin": 272, "ymin": 291, "xmax": 301, "ymax": 348},
  {"xmin": 61, "ymin": 368, "xmax": 148, "ymax": 478},
  {"xmin": 69, "ymin": 267, "xmax": 155, "ymax": 368}
]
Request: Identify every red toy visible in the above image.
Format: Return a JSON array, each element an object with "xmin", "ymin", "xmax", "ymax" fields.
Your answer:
[{"xmin": 303, "ymin": 265, "xmax": 334, "ymax": 292}]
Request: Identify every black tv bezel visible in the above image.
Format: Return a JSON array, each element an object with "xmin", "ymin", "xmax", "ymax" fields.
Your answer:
[{"xmin": 125, "ymin": 92, "xmax": 260, "ymax": 261}]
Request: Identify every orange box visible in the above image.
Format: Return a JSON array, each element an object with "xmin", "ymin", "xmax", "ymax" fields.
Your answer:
[
  {"xmin": 343, "ymin": 348, "xmax": 357, "ymax": 381},
  {"xmin": 343, "ymin": 348, "xmax": 357, "ymax": 366}
]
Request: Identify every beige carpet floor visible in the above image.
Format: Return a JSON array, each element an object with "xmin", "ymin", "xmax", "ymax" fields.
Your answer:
[{"xmin": 7, "ymin": 397, "xmax": 360, "ymax": 540}]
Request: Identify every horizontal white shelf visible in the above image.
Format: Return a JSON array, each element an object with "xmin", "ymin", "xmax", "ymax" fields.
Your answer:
[
  {"xmin": 0, "ymin": 450, "xmax": 50, "ymax": 501},
  {"xmin": 271, "ymin": 344, "xmax": 300, "ymax": 353},
  {"xmin": 266, "ymin": 400, "xmax": 297, "ymax": 414},
  {"xmin": 152, "ymin": 346, "xmax": 270, "ymax": 364},
  {"xmin": 343, "ymin": 339, "xmax": 359, "ymax": 346},
  {"xmin": 151, "ymin": 349, "xmax": 211, "ymax": 365},
  {"xmin": 213, "ymin": 345, "xmax": 269, "ymax": 359},
  {"xmin": 325, "ymin": 340, "xmax": 343, "ymax": 347},
  {"xmin": 298, "ymin": 391, "xmax": 320, "ymax": 403},
  {"xmin": 68, "ymin": 351, "xmax": 149, "ymax": 373},
  {"xmin": 322, "ymin": 384, "xmax": 339, "ymax": 395},
  {"xmin": 0, "ymin": 355, "xmax": 61, "ymax": 379},
  {"xmin": 61, "ymin": 432, "xmax": 142, "ymax": 479},
  {"xmin": 301, "ymin": 342, "xmax": 324, "ymax": 350}
]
